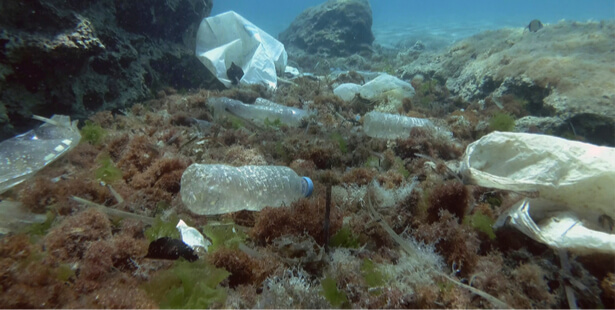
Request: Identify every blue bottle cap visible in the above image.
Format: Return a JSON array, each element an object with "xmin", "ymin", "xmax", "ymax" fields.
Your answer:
[{"xmin": 302, "ymin": 177, "xmax": 314, "ymax": 197}]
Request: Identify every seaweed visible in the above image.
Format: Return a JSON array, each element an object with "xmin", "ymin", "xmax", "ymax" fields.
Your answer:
[
  {"xmin": 489, "ymin": 113, "xmax": 515, "ymax": 132},
  {"xmin": 361, "ymin": 258, "xmax": 386, "ymax": 289},
  {"xmin": 24, "ymin": 210, "xmax": 56, "ymax": 236},
  {"xmin": 330, "ymin": 226, "xmax": 360, "ymax": 249},
  {"xmin": 95, "ymin": 155, "xmax": 123, "ymax": 184},
  {"xmin": 320, "ymin": 275, "xmax": 350, "ymax": 308},
  {"xmin": 202, "ymin": 223, "xmax": 247, "ymax": 252},
  {"xmin": 80, "ymin": 120, "xmax": 107, "ymax": 145},
  {"xmin": 144, "ymin": 214, "xmax": 180, "ymax": 242},
  {"xmin": 264, "ymin": 117, "xmax": 283, "ymax": 129},
  {"xmin": 463, "ymin": 210, "xmax": 496, "ymax": 240},
  {"xmin": 330, "ymin": 132, "xmax": 348, "ymax": 154},
  {"xmin": 143, "ymin": 259, "xmax": 230, "ymax": 309}
]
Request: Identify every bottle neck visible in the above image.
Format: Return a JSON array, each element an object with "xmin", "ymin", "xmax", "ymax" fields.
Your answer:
[{"xmin": 301, "ymin": 177, "xmax": 314, "ymax": 197}]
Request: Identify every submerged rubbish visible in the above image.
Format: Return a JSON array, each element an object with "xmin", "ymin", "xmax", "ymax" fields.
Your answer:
[
  {"xmin": 180, "ymin": 164, "xmax": 313, "ymax": 215},
  {"xmin": 363, "ymin": 111, "xmax": 435, "ymax": 139},
  {"xmin": 195, "ymin": 11, "xmax": 287, "ymax": 89},
  {"xmin": 209, "ymin": 97, "xmax": 311, "ymax": 127},
  {"xmin": 176, "ymin": 219, "xmax": 211, "ymax": 252},
  {"xmin": 461, "ymin": 132, "xmax": 615, "ymax": 254},
  {"xmin": 1, "ymin": 1, "xmax": 613, "ymax": 308},
  {"xmin": 334, "ymin": 73, "xmax": 415, "ymax": 102},
  {"xmin": 0, "ymin": 115, "xmax": 80, "ymax": 194}
]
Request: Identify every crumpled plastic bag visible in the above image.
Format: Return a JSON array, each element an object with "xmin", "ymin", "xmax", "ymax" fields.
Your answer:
[
  {"xmin": 461, "ymin": 132, "xmax": 615, "ymax": 254},
  {"xmin": 333, "ymin": 73, "xmax": 415, "ymax": 101},
  {"xmin": 0, "ymin": 115, "xmax": 80, "ymax": 194},
  {"xmin": 195, "ymin": 11, "xmax": 287, "ymax": 89}
]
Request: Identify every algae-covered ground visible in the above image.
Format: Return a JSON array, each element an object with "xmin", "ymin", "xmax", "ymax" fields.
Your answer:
[{"xmin": 0, "ymin": 21, "xmax": 614, "ymax": 308}]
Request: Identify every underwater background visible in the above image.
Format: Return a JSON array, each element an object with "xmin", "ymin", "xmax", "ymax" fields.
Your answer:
[
  {"xmin": 0, "ymin": 0, "xmax": 614, "ymax": 308},
  {"xmin": 214, "ymin": 0, "xmax": 615, "ymax": 46}
]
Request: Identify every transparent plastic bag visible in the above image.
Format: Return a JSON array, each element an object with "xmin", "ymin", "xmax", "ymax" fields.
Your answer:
[{"xmin": 0, "ymin": 115, "xmax": 80, "ymax": 194}]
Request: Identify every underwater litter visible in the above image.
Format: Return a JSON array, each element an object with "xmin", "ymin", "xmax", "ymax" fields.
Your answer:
[{"xmin": 1, "ymin": 7, "xmax": 614, "ymax": 309}]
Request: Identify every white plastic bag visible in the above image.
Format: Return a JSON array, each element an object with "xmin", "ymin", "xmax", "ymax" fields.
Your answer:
[
  {"xmin": 195, "ymin": 11, "xmax": 287, "ymax": 89},
  {"xmin": 333, "ymin": 74, "xmax": 416, "ymax": 102},
  {"xmin": 461, "ymin": 132, "xmax": 615, "ymax": 254}
]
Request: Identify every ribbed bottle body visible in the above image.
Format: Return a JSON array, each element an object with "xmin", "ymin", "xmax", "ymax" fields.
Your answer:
[
  {"xmin": 363, "ymin": 111, "xmax": 433, "ymax": 139},
  {"xmin": 180, "ymin": 164, "xmax": 312, "ymax": 215}
]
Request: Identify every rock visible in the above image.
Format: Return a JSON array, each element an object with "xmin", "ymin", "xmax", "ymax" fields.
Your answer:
[
  {"xmin": 279, "ymin": 0, "xmax": 374, "ymax": 57},
  {"xmin": 400, "ymin": 20, "xmax": 615, "ymax": 146},
  {"xmin": 114, "ymin": 0, "xmax": 212, "ymax": 43},
  {"xmin": 0, "ymin": 0, "xmax": 216, "ymax": 141}
]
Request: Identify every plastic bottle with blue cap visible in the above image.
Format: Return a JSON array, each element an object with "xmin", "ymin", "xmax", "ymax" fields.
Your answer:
[{"xmin": 180, "ymin": 164, "xmax": 313, "ymax": 215}]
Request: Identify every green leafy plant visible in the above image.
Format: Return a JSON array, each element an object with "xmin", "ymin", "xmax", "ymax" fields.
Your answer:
[
  {"xmin": 264, "ymin": 117, "xmax": 283, "ymax": 129},
  {"xmin": 419, "ymin": 79, "xmax": 439, "ymax": 96},
  {"xmin": 80, "ymin": 120, "xmax": 106, "ymax": 145},
  {"xmin": 395, "ymin": 157, "xmax": 410, "ymax": 178},
  {"xmin": 202, "ymin": 223, "xmax": 246, "ymax": 252},
  {"xmin": 485, "ymin": 195, "xmax": 502, "ymax": 207},
  {"xmin": 330, "ymin": 132, "xmax": 347, "ymax": 154},
  {"xmin": 228, "ymin": 115, "xmax": 244, "ymax": 129},
  {"xmin": 463, "ymin": 211, "xmax": 496, "ymax": 240},
  {"xmin": 330, "ymin": 226, "xmax": 360, "ymax": 248},
  {"xmin": 364, "ymin": 155, "xmax": 380, "ymax": 168},
  {"xmin": 95, "ymin": 156, "xmax": 123, "ymax": 183},
  {"xmin": 143, "ymin": 259, "xmax": 230, "ymax": 309},
  {"xmin": 145, "ymin": 214, "xmax": 181, "ymax": 242},
  {"xmin": 25, "ymin": 210, "xmax": 56, "ymax": 236},
  {"xmin": 361, "ymin": 259, "xmax": 386, "ymax": 289},
  {"xmin": 320, "ymin": 275, "xmax": 350, "ymax": 308},
  {"xmin": 489, "ymin": 113, "xmax": 515, "ymax": 132}
]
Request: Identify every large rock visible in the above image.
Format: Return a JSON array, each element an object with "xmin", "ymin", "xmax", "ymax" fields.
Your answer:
[
  {"xmin": 279, "ymin": 0, "xmax": 374, "ymax": 57},
  {"xmin": 0, "ymin": 0, "xmax": 216, "ymax": 141},
  {"xmin": 400, "ymin": 20, "xmax": 615, "ymax": 146}
]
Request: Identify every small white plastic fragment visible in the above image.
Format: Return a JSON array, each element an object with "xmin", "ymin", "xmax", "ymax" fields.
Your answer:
[{"xmin": 176, "ymin": 219, "xmax": 211, "ymax": 251}]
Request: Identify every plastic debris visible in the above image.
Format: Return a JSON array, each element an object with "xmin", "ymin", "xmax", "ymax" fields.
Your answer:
[
  {"xmin": 461, "ymin": 132, "xmax": 615, "ymax": 254},
  {"xmin": 333, "ymin": 83, "xmax": 362, "ymax": 101},
  {"xmin": 333, "ymin": 73, "xmax": 415, "ymax": 101},
  {"xmin": 181, "ymin": 164, "xmax": 313, "ymax": 215},
  {"xmin": 208, "ymin": 97, "xmax": 310, "ymax": 127},
  {"xmin": 360, "ymin": 74, "xmax": 415, "ymax": 100},
  {"xmin": 363, "ymin": 111, "xmax": 434, "ymax": 139},
  {"xmin": 284, "ymin": 66, "xmax": 300, "ymax": 78},
  {"xmin": 176, "ymin": 219, "xmax": 211, "ymax": 252},
  {"xmin": 195, "ymin": 11, "xmax": 287, "ymax": 89},
  {"xmin": 0, "ymin": 115, "xmax": 80, "ymax": 195},
  {"xmin": 0, "ymin": 200, "xmax": 47, "ymax": 235}
]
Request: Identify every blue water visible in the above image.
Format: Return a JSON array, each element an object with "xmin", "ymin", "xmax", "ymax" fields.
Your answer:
[{"xmin": 212, "ymin": 0, "xmax": 615, "ymax": 47}]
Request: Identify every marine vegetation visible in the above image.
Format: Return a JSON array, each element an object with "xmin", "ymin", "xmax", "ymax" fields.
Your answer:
[{"xmin": 0, "ymin": 18, "xmax": 613, "ymax": 310}]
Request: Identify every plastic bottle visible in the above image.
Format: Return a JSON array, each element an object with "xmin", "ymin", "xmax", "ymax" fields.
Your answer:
[
  {"xmin": 208, "ymin": 97, "xmax": 309, "ymax": 127},
  {"xmin": 180, "ymin": 164, "xmax": 314, "ymax": 215},
  {"xmin": 363, "ymin": 111, "xmax": 434, "ymax": 140}
]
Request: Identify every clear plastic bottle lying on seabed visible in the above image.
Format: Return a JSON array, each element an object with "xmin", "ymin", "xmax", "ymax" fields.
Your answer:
[
  {"xmin": 208, "ymin": 97, "xmax": 309, "ymax": 127},
  {"xmin": 363, "ymin": 111, "xmax": 434, "ymax": 140},
  {"xmin": 180, "ymin": 164, "xmax": 314, "ymax": 215}
]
